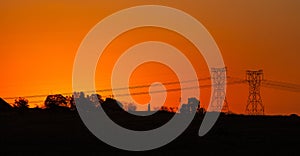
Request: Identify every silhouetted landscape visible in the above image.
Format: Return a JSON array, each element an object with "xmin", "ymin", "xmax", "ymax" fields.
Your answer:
[
  {"xmin": 1, "ymin": 95, "xmax": 300, "ymax": 155},
  {"xmin": 2, "ymin": 1, "xmax": 300, "ymax": 155}
]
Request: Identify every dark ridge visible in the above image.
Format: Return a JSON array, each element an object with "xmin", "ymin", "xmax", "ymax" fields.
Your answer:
[
  {"xmin": 0, "ymin": 98, "xmax": 13, "ymax": 112},
  {"xmin": 101, "ymin": 98, "xmax": 175, "ymax": 131}
]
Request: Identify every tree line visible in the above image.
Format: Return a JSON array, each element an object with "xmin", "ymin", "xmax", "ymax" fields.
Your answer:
[{"xmin": 13, "ymin": 93, "xmax": 204, "ymax": 114}]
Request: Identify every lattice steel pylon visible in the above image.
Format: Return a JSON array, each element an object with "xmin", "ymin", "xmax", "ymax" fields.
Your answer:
[
  {"xmin": 210, "ymin": 67, "xmax": 229, "ymax": 113},
  {"xmin": 245, "ymin": 70, "xmax": 264, "ymax": 115}
]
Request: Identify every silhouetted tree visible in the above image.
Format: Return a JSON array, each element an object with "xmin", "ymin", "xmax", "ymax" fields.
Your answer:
[
  {"xmin": 89, "ymin": 94, "xmax": 104, "ymax": 108},
  {"xmin": 188, "ymin": 97, "xmax": 200, "ymax": 113},
  {"xmin": 74, "ymin": 92, "xmax": 95, "ymax": 112},
  {"xmin": 44, "ymin": 94, "xmax": 67, "ymax": 109},
  {"xmin": 127, "ymin": 102, "xmax": 137, "ymax": 112},
  {"xmin": 180, "ymin": 104, "xmax": 188, "ymax": 114},
  {"xmin": 14, "ymin": 97, "xmax": 29, "ymax": 110},
  {"xmin": 198, "ymin": 107, "xmax": 205, "ymax": 114},
  {"xmin": 69, "ymin": 95, "xmax": 76, "ymax": 110},
  {"xmin": 180, "ymin": 97, "xmax": 200, "ymax": 114},
  {"xmin": 66, "ymin": 95, "xmax": 76, "ymax": 111},
  {"xmin": 169, "ymin": 107, "xmax": 178, "ymax": 113},
  {"xmin": 160, "ymin": 106, "xmax": 170, "ymax": 112},
  {"xmin": 290, "ymin": 113, "xmax": 299, "ymax": 118}
]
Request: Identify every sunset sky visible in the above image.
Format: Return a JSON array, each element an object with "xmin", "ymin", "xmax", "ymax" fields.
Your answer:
[{"xmin": 1, "ymin": 0, "xmax": 300, "ymax": 115}]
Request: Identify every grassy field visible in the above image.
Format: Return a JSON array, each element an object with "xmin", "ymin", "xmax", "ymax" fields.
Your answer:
[{"xmin": 1, "ymin": 110, "xmax": 300, "ymax": 155}]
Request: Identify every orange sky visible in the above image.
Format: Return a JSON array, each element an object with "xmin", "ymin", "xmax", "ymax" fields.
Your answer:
[{"xmin": 1, "ymin": 0, "xmax": 300, "ymax": 115}]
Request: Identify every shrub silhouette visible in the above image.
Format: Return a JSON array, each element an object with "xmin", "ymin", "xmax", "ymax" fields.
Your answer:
[
  {"xmin": 14, "ymin": 97, "xmax": 29, "ymax": 110},
  {"xmin": 44, "ymin": 94, "xmax": 67, "ymax": 109}
]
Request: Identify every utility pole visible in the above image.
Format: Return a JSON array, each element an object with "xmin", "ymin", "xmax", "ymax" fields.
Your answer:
[
  {"xmin": 148, "ymin": 103, "xmax": 151, "ymax": 112},
  {"xmin": 245, "ymin": 70, "xmax": 264, "ymax": 115}
]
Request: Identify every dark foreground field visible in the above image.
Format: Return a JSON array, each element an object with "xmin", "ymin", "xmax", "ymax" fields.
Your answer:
[{"xmin": 1, "ymin": 110, "xmax": 300, "ymax": 155}]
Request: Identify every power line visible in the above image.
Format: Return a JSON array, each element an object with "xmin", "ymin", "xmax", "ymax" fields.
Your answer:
[
  {"xmin": 2, "ymin": 76, "xmax": 299, "ymax": 103},
  {"xmin": 262, "ymin": 79, "xmax": 300, "ymax": 92},
  {"xmin": 2, "ymin": 77, "xmax": 211, "ymax": 100}
]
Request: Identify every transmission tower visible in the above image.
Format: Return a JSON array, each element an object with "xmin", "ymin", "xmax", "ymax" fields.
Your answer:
[
  {"xmin": 210, "ymin": 67, "xmax": 229, "ymax": 113},
  {"xmin": 245, "ymin": 70, "xmax": 264, "ymax": 115}
]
